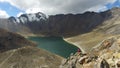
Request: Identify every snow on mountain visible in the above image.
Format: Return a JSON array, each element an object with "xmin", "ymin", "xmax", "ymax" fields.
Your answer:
[{"xmin": 9, "ymin": 12, "xmax": 47, "ymax": 24}]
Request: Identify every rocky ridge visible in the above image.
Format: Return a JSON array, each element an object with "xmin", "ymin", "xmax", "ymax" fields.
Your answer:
[{"xmin": 61, "ymin": 36, "xmax": 120, "ymax": 68}]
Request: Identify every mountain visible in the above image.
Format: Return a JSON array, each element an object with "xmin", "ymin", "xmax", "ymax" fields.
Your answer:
[
  {"xmin": 9, "ymin": 12, "xmax": 47, "ymax": 24},
  {"xmin": 6, "ymin": 7, "xmax": 120, "ymax": 37},
  {"xmin": 64, "ymin": 7, "xmax": 120, "ymax": 52},
  {"xmin": 96, "ymin": 7, "xmax": 120, "ymax": 34},
  {"xmin": 0, "ymin": 46, "xmax": 63, "ymax": 68},
  {"xmin": 6, "ymin": 10, "xmax": 105, "ymax": 37},
  {"xmin": 8, "ymin": 12, "xmax": 48, "ymax": 36},
  {"xmin": 0, "ymin": 28, "xmax": 36, "ymax": 52},
  {"xmin": 0, "ymin": 7, "xmax": 120, "ymax": 52}
]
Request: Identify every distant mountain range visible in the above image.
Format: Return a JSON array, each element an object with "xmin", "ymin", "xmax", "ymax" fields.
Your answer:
[{"xmin": 0, "ymin": 7, "xmax": 119, "ymax": 37}]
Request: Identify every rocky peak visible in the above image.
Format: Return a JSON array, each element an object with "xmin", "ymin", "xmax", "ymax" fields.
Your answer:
[{"xmin": 9, "ymin": 12, "xmax": 47, "ymax": 24}]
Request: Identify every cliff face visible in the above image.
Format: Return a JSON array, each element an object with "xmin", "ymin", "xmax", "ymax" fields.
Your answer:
[
  {"xmin": 0, "ymin": 28, "xmax": 36, "ymax": 52},
  {"xmin": 0, "ymin": 46, "xmax": 63, "ymax": 68},
  {"xmin": 46, "ymin": 12, "xmax": 104, "ymax": 36}
]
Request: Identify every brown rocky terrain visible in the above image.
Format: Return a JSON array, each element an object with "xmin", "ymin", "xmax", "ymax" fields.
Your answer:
[
  {"xmin": 61, "ymin": 36, "xmax": 120, "ymax": 68},
  {"xmin": 0, "ymin": 46, "xmax": 63, "ymax": 68}
]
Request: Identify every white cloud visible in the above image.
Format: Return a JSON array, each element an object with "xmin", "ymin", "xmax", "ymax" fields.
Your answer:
[
  {"xmin": 0, "ymin": 0, "xmax": 9, "ymax": 3},
  {"xmin": 0, "ymin": 0, "xmax": 4, "ymax": 2},
  {"xmin": 1, "ymin": 0, "xmax": 117, "ymax": 15},
  {"xmin": 25, "ymin": 8, "xmax": 42, "ymax": 13},
  {"xmin": 17, "ymin": 12, "xmax": 24, "ymax": 17},
  {"xmin": 87, "ymin": 6, "xmax": 108, "ymax": 12},
  {"xmin": 0, "ymin": 9, "xmax": 9, "ymax": 18}
]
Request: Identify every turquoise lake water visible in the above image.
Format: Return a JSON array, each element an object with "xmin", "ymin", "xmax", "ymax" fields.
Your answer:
[{"xmin": 28, "ymin": 37, "xmax": 78, "ymax": 58}]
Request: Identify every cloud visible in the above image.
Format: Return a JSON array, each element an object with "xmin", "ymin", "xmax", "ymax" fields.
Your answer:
[
  {"xmin": 0, "ymin": 9, "xmax": 9, "ymax": 18},
  {"xmin": 87, "ymin": 6, "xmax": 108, "ymax": 12},
  {"xmin": 17, "ymin": 12, "xmax": 24, "ymax": 17},
  {"xmin": 0, "ymin": 0, "xmax": 7, "ymax": 2},
  {"xmin": 0, "ymin": 0, "xmax": 117, "ymax": 15},
  {"xmin": 25, "ymin": 8, "xmax": 42, "ymax": 13}
]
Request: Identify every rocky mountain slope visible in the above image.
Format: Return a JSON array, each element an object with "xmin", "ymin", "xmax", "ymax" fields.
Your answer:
[
  {"xmin": 64, "ymin": 7, "xmax": 120, "ymax": 52},
  {"xmin": 95, "ymin": 7, "xmax": 120, "ymax": 34},
  {"xmin": 61, "ymin": 36, "xmax": 120, "ymax": 68},
  {"xmin": 0, "ymin": 28, "xmax": 36, "ymax": 52},
  {"xmin": 0, "ymin": 46, "xmax": 63, "ymax": 68},
  {"xmin": 0, "ymin": 28, "xmax": 63, "ymax": 68}
]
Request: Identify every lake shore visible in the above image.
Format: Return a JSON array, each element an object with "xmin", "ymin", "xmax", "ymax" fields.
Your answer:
[
  {"xmin": 63, "ymin": 37, "xmax": 86, "ymax": 53},
  {"xmin": 24, "ymin": 34, "xmax": 85, "ymax": 52},
  {"xmin": 23, "ymin": 34, "xmax": 85, "ymax": 53}
]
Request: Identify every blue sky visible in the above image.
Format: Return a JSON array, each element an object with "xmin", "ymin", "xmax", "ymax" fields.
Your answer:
[
  {"xmin": 0, "ymin": 0, "xmax": 119, "ymax": 18},
  {"xmin": 0, "ymin": 2, "xmax": 24, "ymax": 16},
  {"xmin": 106, "ymin": 0, "xmax": 120, "ymax": 9}
]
